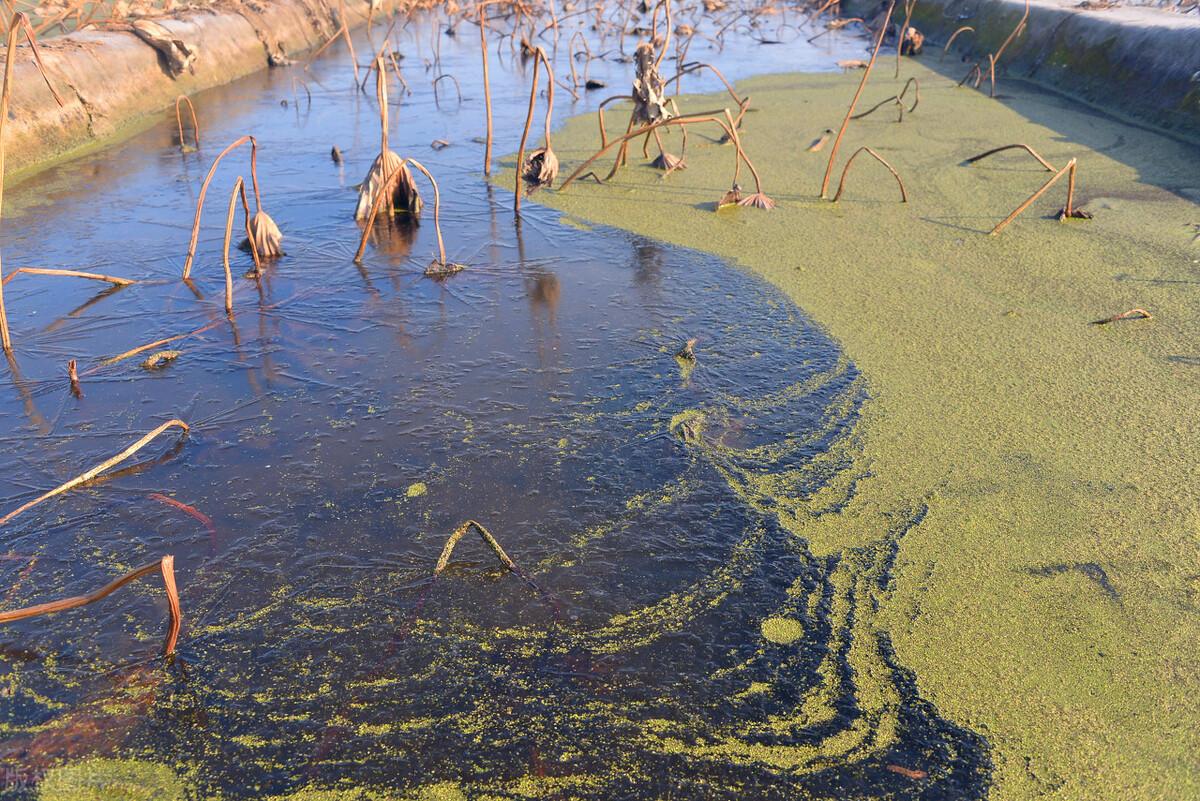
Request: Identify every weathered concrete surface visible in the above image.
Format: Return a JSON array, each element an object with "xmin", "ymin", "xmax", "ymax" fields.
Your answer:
[
  {"xmin": 851, "ymin": 0, "xmax": 1200, "ymax": 135},
  {"xmin": 1, "ymin": 0, "xmax": 378, "ymax": 181}
]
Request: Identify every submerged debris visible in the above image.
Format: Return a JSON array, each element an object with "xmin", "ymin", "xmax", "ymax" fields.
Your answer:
[
  {"xmin": 676, "ymin": 338, "xmax": 697, "ymax": 361},
  {"xmin": 142, "ymin": 350, "xmax": 182, "ymax": 370},
  {"xmin": 331, "ymin": 145, "xmax": 343, "ymax": 164}
]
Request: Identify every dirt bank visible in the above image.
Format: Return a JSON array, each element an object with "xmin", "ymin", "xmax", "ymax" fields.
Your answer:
[
  {"xmin": 1, "ymin": 0, "xmax": 380, "ymax": 182},
  {"xmin": 847, "ymin": 0, "xmax": 1200, "ymax": 135},
  {"xmin": 520, "ymin": 62, "xmax": 1200, "ymax": 800}
]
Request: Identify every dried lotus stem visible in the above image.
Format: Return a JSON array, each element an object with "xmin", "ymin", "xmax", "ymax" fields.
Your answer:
[
  {"xmin": 831, "ymin": 146, "xmax": 909, "ymax": 203},
  {"xmin": 1091, "ymin": 308, "xmax": 1152, "ymax": 325},
  {"xmin": 514, "ymin": 46, "xmax": 542, "ymax": 213},
  {"xmin": 221, "ymin": 177, "xmax": 257, "ymax": 313},
  {"xmin": 432, "ymin": 74, "xmax": 463, "ymax": 108},
  {"xmin": 821, "ymin": 0, "xmax": 895, "ymax": 198},
  {"xmin": 895, "ymin": 0, "xmax": 916, "ymax": 78},
  {"xmin": 174, "ymin": 94, "xmax": 199, "ymax": 152},
  {"xmin": 67, "ymin": 358, "xmax": 81, "ymax": 398},
  {"xmin": 850, "ymin": 77, "xmax": 920, "ymax": 121},
  {"xmin": 0, "ymin": 555, "xmax": 182, "ymax": 656},
  {"xmin": 942, "ymin": 26, "xmax": 974, "ymax": 60},
  {"xmin": 435, "ymin": 520, "xmax": 517, "ymax": 574},
  {"xmin": 1, "ymin": 11, "xmax": 66, "ymax": 354},
  {"xmin": 92, "ymin": 321, "xmax": 220, "ymax": 370},
  {"xmin": 480, "ymin": 2, "xmax": 493, "ymax": 175},
  {"xmin": 990, "ymin": 158, "xmax": 1077, "ymax": 235},
  {"xmin": 965, "ymin": 143, "xmax": 1055, "ymax": 172},
  {"xmin": 183, "ymin": 135, "xmax": 265, "ymax": 279},
  {"xmin": 0, "ymin": 419, "xmax": 190, "ymax": 527},
  {"xmin": 405, "ymin": 158, "xmax": 456, "ymax": 271},
  {"xmin": 1, "ymin": 268, "xmax": 135, "ymax": 287}
]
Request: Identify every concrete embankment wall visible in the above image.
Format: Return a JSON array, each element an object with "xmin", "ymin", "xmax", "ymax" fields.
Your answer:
[
  {"xmin": 1, "ymin": 0, "xmax": 378, "ymax": 181},
  {"xmin": 849, "ymin": 0, "xmax": 1200, "ymax": 136}
]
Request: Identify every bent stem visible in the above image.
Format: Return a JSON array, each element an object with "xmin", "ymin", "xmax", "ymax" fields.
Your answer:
[
  {"xmin": 965, "ymin": 143, "xmax": 1055, "ymax": 172},
  {"xmin": 406, "ymin": 158, "xmax": 450, "ymax": 268},
  {"xmin": 0, "ymin": 556, "xmax": 182, "ymax": 656},
  {"xmin": 821, "ymin": 0, "xmax": 895, "ymax": 198},
  {"xmin": 182, "ymin": 135, "xmax": 264, "ymax": 279},
  {"xmin": 0, "ymin": 419, "xmax": 191, "ymax": 527},
  {"xmin": 174, "ymin": 94, "xmax": 200, "ymax": 152},
  {"xmin": 435, "ymin": 520, "xmax": 517, "ymax": 574},
  {"xmin": 990, "ymin": 157, "xmax": 1077, "ymax": 235},
  {"xmin": 221, "ymin": 177, "xmax": 257, "ymax": 313},
  {"xmin": 513, "ymin": 47, "xmax": 542, "ymax": 213},
  {"xmin": 831, "ymin": 146, "xmax": 909, "ymax": 203}
]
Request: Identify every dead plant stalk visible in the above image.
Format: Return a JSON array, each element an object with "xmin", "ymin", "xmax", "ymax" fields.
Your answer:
[
  {"xmin": 0, "ymin": 420, "xmax": 190, "ymax": 527},
  {"xmin": 0, "ymin": 556, "xmax": 182, "ymax": 656},
  {"xmin": 820, "ymin": 0, "xmax": 895, "ymax": 199}
]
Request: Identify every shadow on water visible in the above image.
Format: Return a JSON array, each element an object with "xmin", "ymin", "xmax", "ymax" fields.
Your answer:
[{"xmin": 0, "ymin": 9, "xmax": 989, "ymax": 799}]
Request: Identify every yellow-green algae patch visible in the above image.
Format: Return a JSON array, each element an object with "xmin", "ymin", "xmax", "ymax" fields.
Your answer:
[
  {"xmin": 406, "ymin": 482, "xmax": 429, "ymax": 498},
  {"xmin": 515, "ymin": 61, "xmax": 1200, "ymax": 801},
  {"xmin": 760, "ymin": 616, "xmax": 804, "ymax": 644},
  {"xmin": 38, "ymin": 759, "xmax": 184, "ymax": 801}
]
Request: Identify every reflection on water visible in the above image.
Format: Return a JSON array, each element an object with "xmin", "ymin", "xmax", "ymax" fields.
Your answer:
[{"xmin": 0, "ymin": 9, "xmax": 988, "ymax": 800}]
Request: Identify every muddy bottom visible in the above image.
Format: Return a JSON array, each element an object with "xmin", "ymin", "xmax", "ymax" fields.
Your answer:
[{"xmin": 0, "ymin": 12, "xmax": 987, "ymax": 799}]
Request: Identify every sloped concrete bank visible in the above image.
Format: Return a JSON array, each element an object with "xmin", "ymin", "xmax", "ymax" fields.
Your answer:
[
  {"xmin": 1, "ymin": 0, "xmax": 380, "ymax": 182},
  {"xmin": 851, "ymin": 0, "xmax": 1200, "ymax": 135}
]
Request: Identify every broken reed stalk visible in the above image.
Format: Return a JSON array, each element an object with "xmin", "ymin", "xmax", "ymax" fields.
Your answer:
[
  {"xmin": 0, "ymin": 11, "xmax": 66, "ymax": 354},
  {"xmin": 513, "ymin": 45, "xmax": 542, "ymax": 213},
  {"xmin": 0, "ymin": 419, "xmax": 190, "ymax": 527},
  {"xmin": 480, "ymin": 2, "xmax": 493, "ymax": 175},
  {"xmin": 831, "ymin": 146, "xmax": 909, "ymax": 203},
  {"xmin": 990, "ymin": 157, "xmax": 1077, "ymax": 235},
  {"xmin": 434, "ymin": 520, "xmax": 517, "ymax": 574},
  {"xmin": 182, "ymin": 135, "xmax": 265, "ymax": 279},
  {"xmin": 174, "ymin": 94, "xmax": 199, "ymax": 152},
  {"xmin": 965, "ymin": 143, "xmax": 1055, "ymax": 171},
  {"xmin": 1, "ymin": 268, "xmax": 135, "ymax": 287},
  {"xmin": 0, "ymin": 555, "xmax": 182, "ymax": 656},
  {"xmin": 820, "ymin": 0, "xmax": 895, "ymax": 199}
]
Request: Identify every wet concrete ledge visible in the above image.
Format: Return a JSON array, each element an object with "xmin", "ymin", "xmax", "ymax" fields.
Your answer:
[
  {"xmin": 850, "ymin": 0, "xmax": 1200, "ymax": 136},
  {"xmin": 2, "ymin": 0, "xmax": 382, "ymax": 182}
]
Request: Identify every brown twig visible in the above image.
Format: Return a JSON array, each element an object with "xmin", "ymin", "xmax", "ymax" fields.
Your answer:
[
  {"xmin": 480, "ymin": 3, "xmax": 493, "ymax": 175},
  {"xmin": 0, "ymin": 556, "xmax": 182, "ymax": 656},
  {"xmin": 895, "ymin": 0, "xmax": 916, "ymax": 78},
  {"xmin": 0, "ymin": 420, "xmax": 190, "ymax": 527},
  {"xmin": 821, "ymin": 0, "xmax": 895, "ymax": 198},
  {"xmin": 831, "ymin": 146, "xmax": 908, "ymax": 203}
]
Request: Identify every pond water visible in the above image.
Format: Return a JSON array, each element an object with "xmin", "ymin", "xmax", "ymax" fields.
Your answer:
[{"xmin": 0, "ymin": 8, "xmax": 988, "ymax": 799}]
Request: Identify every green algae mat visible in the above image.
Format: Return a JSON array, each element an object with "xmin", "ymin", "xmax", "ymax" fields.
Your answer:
[{"xmin": 517, "ymin": 62, "xmax": 1200, "ymax": 801}]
